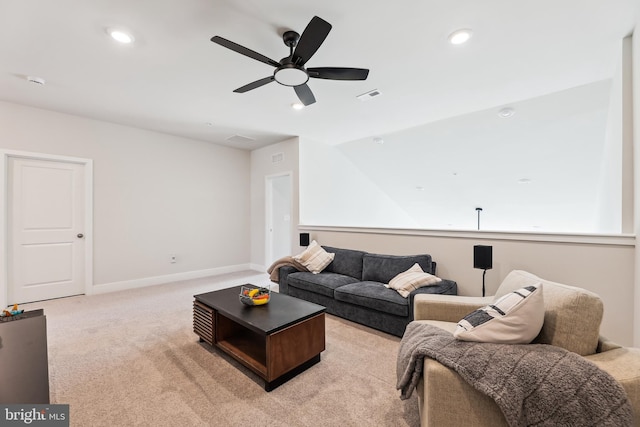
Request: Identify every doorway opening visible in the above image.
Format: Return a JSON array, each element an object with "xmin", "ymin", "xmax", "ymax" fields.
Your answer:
[{"xmin": 265, "ymin": 173, "xmax": 292, "ymax": 267}]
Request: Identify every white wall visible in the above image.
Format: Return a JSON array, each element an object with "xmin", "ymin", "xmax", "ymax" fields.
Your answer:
[
  {"xmin": 302, "ymin": 227, "xmax": 635, "ymax": 346},
  {"xmin": 323, "ymin": 83, "xmax": 611, "ymax": 233},
  {"xmin": 269, "ymin": 175, "xmax": 292, "ymax": 264},
  {"xmin": 250, "ymin": 137, "xmax": 300, "ymax": 270},
  {"xmin": 632, "ymin": 22, "xmax": 640, "ymax": 346},
  {"xmin": 0, "ymin": 101, "xmax": 251, "ymax": 295},
  {"xmin": 299, "ymin": 138, "xmax": 417, "ymax": 227},
  {"xmin": 596, "ymin": 40, "xmax": 624, "ymax": 233}
]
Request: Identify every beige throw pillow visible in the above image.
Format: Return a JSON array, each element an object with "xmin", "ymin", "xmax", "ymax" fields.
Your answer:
[
  {"xmin": 293, "ymin": 240, "xmax": 334, "ymax": 274},
  {"xmin": 454, "ymin": 284, "xmax": 544, "ymax": 344},
  {"xmin": 387, "ymin": 263, "xmax": 442, "ymax": 298},
  {"xmin": 494, "ymin": 270, "xmax": 602, "ymax": 356}
]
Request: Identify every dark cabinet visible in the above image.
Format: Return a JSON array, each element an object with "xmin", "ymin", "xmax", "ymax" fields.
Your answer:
[{"xmin": 0, "ymin": 309, "xmax": 50, "ymax": 403}]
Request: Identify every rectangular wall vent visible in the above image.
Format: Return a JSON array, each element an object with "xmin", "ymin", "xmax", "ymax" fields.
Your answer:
[
  {"xmin": 271, "ymin": 152, "xmax": 284, "ymax": 163},
  {"xmin": 225, "ymin": 134, "xmax": 256, "ymax": 144}
]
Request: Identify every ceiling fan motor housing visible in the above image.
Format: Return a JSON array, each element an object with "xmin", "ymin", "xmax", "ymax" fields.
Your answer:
[{"xmin": 274, "ymin": 31, "xmax": 308, "ymax": 87}]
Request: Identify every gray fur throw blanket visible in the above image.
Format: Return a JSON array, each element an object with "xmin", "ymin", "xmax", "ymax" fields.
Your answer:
[{"xmin": 397, "ymin": 322, "xmax": 633, "ymax": 427}]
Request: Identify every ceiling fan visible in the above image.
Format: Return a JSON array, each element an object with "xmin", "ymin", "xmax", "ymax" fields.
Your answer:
[{"xmin": 211, "ymin": 16, "xmax": 369, "ymax": 106}]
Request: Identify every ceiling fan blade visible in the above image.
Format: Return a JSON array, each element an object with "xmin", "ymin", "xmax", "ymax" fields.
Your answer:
[
  {"xmin": 294, "ymin": 84, "xmax": 316, "ymax": 106},
  {"xmin": 308, "ymin": 67, "xmax": 369, "ymax": 80},
  {"xmin": 233, "ymin": 76, "xmax": 275, "ymax": 93},
  {"xmin": 211, "ymin": 36, "xmax": 280, "ymax": 68},
  {"xmin": 293, "ymin": 16, "xmax": 332, "ymax": 66}
]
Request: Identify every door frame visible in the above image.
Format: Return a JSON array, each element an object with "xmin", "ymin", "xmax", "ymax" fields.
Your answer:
[
  {"xmin": 0, "ymin": 149, "xmax": 94, "ymax": 308},
  {"xmin": 265, "ymin": 171, "xmax": 293, "ymax": 267}
]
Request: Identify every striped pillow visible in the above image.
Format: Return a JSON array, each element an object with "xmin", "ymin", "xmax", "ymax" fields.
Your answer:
[
  {"xmin": 293, "ymin": 240, "xmax": 335, "ymax": 274},
  {"xmin": 454, "ymin": 284, "xmax": 544, "ymax": 344},
  {"xmin": 387, "ymin": 263, "xmax": 442, "ymax": 298}
]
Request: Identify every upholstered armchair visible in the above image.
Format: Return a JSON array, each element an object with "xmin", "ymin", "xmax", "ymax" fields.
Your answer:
[{"xmin": 412, "ymin": 270, "xmax": 640, "ymax": 426}]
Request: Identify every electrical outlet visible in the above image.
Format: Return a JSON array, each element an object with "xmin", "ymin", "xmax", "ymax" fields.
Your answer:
[{"xmin": 170, "ymin": 254, "xmax": 177, "ymax": 263}]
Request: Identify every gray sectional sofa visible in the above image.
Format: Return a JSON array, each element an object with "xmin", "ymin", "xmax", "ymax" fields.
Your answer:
[{"xmin": 277, "ymin": 246, "xmax": 457, "ymax": 336}]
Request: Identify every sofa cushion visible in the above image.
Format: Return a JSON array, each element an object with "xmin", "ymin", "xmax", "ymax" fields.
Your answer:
[
  {"xmin": 388, "ymin": 263, "xmax": 443, "ymax": 298},
  {"xmin": 495, "ymin": 270, "xmax": 603, "ymax": 356},
  {"xmin": 287, "ymin": 271, "xmax": 359, "ymax": 298},
  {"xmin": 293, "ymin": 240, "xmax": 335, "ymax": 274},
  {"xmin": 362, "ymin": 253, "xmax": 433, "ymax": 283},
  {"xmin": 322, "ymin": 246, "xmax": 367, "ymax": 280},
  {"xmin": 334, "ymin": 281, "xmax": 409, "ymax": 317},
  {"xmin": 454, "ymin": 284, "xmax": 544, "ymax": 344}
]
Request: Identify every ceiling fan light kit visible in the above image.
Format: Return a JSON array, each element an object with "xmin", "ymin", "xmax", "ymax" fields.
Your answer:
[
  {"xmin": 211, "ymin": 16, "xmax": 369, "ymax": 106},
  {"xmin": 274, "ymin": 64, "xmax": 309, "ymax": 87}
]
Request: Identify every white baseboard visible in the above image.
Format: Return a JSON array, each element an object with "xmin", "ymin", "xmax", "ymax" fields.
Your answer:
[
  {"xmin": 250, "ymin": 263, "xmax": 267, "ymax": 272},
  {"xmin": 91, "ymin": 264, "xmax": 252, "ymax": 295}
]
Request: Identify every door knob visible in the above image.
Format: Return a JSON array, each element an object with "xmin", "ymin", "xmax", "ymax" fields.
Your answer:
[{"xmin": 77, "ymin": 233, "xmax": 84, "ymax": 238}]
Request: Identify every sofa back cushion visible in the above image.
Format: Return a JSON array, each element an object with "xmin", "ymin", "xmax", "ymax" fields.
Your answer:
[
  {"xmin": 362, "ymin": 253, "xmax": 433, "ymax": 284},
  {"xmin": 495, "ymin": 270, "xmax": 603, "ymax": 356},
  {"xmin": 322, "ymin": 246, "xmax": 367, "ymax": 280}
]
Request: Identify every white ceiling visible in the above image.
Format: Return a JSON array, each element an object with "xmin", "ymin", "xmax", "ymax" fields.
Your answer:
[{"xmin": 0, "ymin": 0, "xmax": 637, "ymax": 151}]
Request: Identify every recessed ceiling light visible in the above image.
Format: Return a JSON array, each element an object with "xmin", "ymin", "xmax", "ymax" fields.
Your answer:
[
  {"xmin": 291, "ymin": 102, "xmax": 304, "ymax": 110},
  {"xmin": 416, "ymin": 186, "xmax": 425, "ymax": 191},
  {"xmin": 498, "ymin": 107, "xmax": 515, "ymax": 118},
  {"xmin": 518, "ymin": 178, "xmax": 532, "ymax": 184},
  {"xmin": 448, "ymin": 29, "xmax": 473, "ymax": 45},
  {"xmin": 107, "ymin": 28, "xmax": 135, "ymax": 44},
  {"xmin": 373, "ymin": 137, "xmax": 384, "ymax": 144}
]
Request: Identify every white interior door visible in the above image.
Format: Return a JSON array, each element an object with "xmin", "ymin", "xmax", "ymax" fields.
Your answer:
[
  {"xmin": 266, "ymin": 174, "xmax": 292, "ymax": 266},
  {"xmin": 8, "ymin": 157, "xmax": 86, "ymax": 304}
]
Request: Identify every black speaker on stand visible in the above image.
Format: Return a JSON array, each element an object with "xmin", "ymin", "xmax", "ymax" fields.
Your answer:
[
  {"xmin": 473, "ymin": 245, "xmax": 493, "ymax": 297},
  {"xmin": 299, "ymin": 233, "xmax": 310, "ymax": 247}
]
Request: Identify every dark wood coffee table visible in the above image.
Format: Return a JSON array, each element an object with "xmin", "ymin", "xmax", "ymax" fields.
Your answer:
[{"xmin": 193, "ymin": 285, "xmax": 326, "ymax": 391}]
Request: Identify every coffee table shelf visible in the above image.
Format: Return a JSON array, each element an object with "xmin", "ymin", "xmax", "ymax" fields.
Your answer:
[
  {"xmin": 194, "ymin": 285, "xmax": 326, "ymax": 391},
  {"xmin": 216, "ymin": 313, "xmax": 268, "ymax": 376}
]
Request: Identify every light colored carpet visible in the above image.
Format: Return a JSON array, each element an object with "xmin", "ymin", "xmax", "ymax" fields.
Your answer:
[{"xmin": 22, "ymin": 271, "xmax": 420, "ymax": 426}]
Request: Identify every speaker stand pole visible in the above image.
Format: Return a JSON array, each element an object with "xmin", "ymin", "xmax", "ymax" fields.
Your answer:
[{"xmin": 482, "ymin": 269, "xmax": 487, "ymax": 297}]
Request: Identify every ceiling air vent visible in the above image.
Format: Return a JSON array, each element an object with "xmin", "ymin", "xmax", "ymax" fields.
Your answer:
[
  {"xmin": 225, "ymin": 134, "xmax": 256, "ymax": 144},
  {"xmin": 357, "ymin": 89, "xmax": 381, "ymax": 101},
  {"xmin": 272, "ymin": 152, "xmax": 284, "ymax": 163},
  {"xmin": 27, "ymin": 76, "xmax": 46, "ymax": 85}
]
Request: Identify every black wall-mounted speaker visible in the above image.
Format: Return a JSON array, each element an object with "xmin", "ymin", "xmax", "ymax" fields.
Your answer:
[
  {"xmin": 473, "ymin": 245, "xmax": 493, "ymax": 270},
  {"xmin": 299, "ymin": 233, "xmax": 310, "ymax": 247}
]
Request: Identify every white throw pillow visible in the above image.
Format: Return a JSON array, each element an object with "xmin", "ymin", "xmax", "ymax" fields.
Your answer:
[
  {"xmin": 387, "ymin": 263, "xmax": 442, "ymax": 298},
  {"xmin": 293, "ymin": 240, "xmax": 334, "ymax": 274},
  {"xmin": 454, "ymin": 284, "xmax": 544, "ymax": 344}
]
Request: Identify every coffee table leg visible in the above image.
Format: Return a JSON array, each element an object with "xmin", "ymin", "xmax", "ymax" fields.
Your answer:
[{"xmin": 264, "ymin": 354, "xmax": 321, "ymax": 392}]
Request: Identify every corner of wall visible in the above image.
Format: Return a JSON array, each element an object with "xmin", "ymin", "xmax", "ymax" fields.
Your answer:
[{"xmin": 630, "ymin": 25, "xmax": 640, "ymax": 346}]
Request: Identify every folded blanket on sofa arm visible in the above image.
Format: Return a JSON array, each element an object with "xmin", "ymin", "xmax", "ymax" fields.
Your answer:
[
  {"xmin": 396, "ymin": 322, "xmax": 633, "ymax": 427},
  {"xmin": 267, "ymin": 256, "xmax": 308, "ymax": 283}
]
